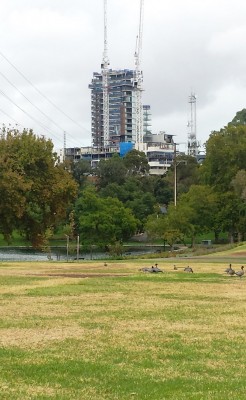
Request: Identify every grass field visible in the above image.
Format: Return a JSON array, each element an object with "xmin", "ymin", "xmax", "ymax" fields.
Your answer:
[{"xmin": 0, "ymin": 257, "xmax": 246, "ymax": 399}]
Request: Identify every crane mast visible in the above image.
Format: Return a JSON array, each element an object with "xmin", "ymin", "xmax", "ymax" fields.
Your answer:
[
  {"xmin": 102, "ymin": 0, "xmax": 110, "ymax": 147},
  {"xmin": 134, "ymin": 0, "xmax": 144, "ymax": 148}
]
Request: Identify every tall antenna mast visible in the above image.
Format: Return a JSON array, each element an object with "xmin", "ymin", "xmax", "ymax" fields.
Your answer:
[
  {"xmin": 187, "ymin": 92, "xmax": 197, "ymax": 156},
  {"xmin": 134, "ymin": 0, "xmax": 144, "ymax": 148},
  {"xmin": 102, "ymin": 0, "xmax": 110, "ymax": 147}
]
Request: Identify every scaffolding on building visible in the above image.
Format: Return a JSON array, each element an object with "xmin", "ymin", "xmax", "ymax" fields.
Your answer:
[{"xmin": 89, "ymin": 69, "xmax": 139, "ymax": 148}]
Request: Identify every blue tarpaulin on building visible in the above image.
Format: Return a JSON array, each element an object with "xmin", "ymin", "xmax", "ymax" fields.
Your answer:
[{"xmin": 119, "ymin": 142, "xmax": 133, "ymax": 157}]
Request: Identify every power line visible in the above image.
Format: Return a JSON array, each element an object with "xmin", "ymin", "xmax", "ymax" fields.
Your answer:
[
  {"xmin": 0, "ymin": 87, "xmax": 64, "ymax": 144},
  {"xmin": 0, "ymin": 108, "xmax": 25, "ymax": 131},
  {"xmin": 0, "ymin": 61, "xmax": 86, "ymax": 147},
  {"xmin": 0, "ymin": 69, "xmax": 66, "ymax": 134},
  {"xmin": 0, "ymin": 50, "xmax": 90, "ymax": 134}
]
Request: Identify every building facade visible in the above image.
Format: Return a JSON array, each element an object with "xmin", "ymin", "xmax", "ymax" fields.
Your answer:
[
  {"xmin": 62, "ymin": 133, "xmax": 176, "ymax": 175},
  {"xmin": 61, "ymin": 70, "xmax": 177, "ymax": 175},
  {"xmin": 143, "ymin": 105, "xmax": 152, "ymax": 136},
  {"xmin": 89, "ymin": 69, "xmax": 151, "ymax": 149}
]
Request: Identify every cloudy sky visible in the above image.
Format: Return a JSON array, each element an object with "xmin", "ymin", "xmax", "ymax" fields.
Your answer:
[{"xmin": 0, "ymin": 0, "xmax": 245, "ymax": 152}]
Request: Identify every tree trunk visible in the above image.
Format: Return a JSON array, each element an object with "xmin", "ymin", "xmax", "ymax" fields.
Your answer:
[
  {"xmin": 214, "ymin": 230, "xmax": 219, "ymax": 244},
  {"xmin": 228, "ymin": 232, "xmax": 234, "ymax": 244},
  {"xmin": 191, "ymin": 236, "xmax": 196, "ymax": 248}
]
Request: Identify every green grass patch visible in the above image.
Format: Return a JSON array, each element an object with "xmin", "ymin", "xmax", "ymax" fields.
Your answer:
[
  {"xmin": 0, "ymin": 276, "xmax": 47, "ymax": 286},
  {"xmin": 0, "ymin": 260, "xmax": 245, "ymax": 399}
]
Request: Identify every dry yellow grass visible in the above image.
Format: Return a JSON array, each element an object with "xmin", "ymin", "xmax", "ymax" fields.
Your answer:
[
  {"xmin": 0, "ymin": 259, "xmax": 246, "ymax": 399},
  {"xmin": 0, "ymin": 260, "xmax": 245, "ymax": 346}
]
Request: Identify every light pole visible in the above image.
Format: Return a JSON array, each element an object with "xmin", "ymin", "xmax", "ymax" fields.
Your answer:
[{"xmin": 173, "ymin": 142, "xmax": 186, "ymax": 207}]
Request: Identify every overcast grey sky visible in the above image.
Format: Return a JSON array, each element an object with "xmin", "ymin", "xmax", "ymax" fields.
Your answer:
[{"xmin": 0, "ymin": 0, "xmax": 245, "ymax": 152}]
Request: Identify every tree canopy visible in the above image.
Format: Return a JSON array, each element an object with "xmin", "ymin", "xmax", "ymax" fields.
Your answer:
[
  {"xmin": 123, "ymin": 149, "xmax": 150, "ymax": 175},
  {"xmin": 95, "ymin": 154, "xmax": 127, "ymax": 189},
  {"xmin": 0, "ymin": 129, "xmax": 78, "ymax": 247},
  {"xmin": 3, "ymin": 109, "xmax": 246, "ymax": 249},
  {"xmin": 74, "ymin": 187, "xmax": 138, "ymax": 247},
  {"xmin": 228, "ymin": 109, "xmax": 246, "ymax": 127},
  {"xmin": 200, "ymin": 125, "xmax": 246, "ymax": 191}
]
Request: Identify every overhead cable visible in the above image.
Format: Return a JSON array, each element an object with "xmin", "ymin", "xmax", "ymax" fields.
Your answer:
[
  {"xmin": 0, "ymin": 87, "xmax": 63, "ymax": 144},
  {"xmin": 0, "ymin": 69, "xmax": 66, "ymax": 133},
  {"xmin": 0, "ymin": 50, "xmax": 90, "ymax": 134}
]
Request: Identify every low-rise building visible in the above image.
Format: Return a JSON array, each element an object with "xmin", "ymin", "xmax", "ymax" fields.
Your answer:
[{"xmin": 61, "ymin": 132, "xmax": 178, "ymax": 176}]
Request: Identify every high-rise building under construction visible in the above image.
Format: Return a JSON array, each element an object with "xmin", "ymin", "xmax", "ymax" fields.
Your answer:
[{"xmin": 89, "ymin": 68, "xmax": 151, "ymax": 149}]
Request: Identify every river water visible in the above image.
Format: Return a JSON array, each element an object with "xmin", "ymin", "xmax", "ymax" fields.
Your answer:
[
  {"xmin": 0, "ymin": 248, "xmax": 107, "ymax": 261},
  {"xmin": 0, "ymin": 246, "xmax": 162, "ymax": 262},
  {"xmin": 0, "ymin": 248, "xmax": 60, "ymax": 261}
]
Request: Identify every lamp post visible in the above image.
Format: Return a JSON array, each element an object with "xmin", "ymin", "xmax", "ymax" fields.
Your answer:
[{"xmin": 173, "ymin": 142, "xmax": 186, "ymax": 207}]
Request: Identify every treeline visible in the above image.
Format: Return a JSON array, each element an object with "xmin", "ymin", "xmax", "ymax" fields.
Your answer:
[{"xmin": 1, "ymin": 109, "xmax": 246, "ymax": 249}]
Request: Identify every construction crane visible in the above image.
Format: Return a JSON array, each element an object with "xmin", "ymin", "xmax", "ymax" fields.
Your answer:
[
  {"xmin": 134, "ymin": 0, "xmax": 144, "ymax": 149},
  {"xmin": 101, "ymin": 0, "xmax": 110, "ymax": 147}
]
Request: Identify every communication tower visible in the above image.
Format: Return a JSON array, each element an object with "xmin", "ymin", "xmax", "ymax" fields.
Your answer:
[{"xmin": 187, "ymin": 92, "xmax": 198, "ymax": 156}]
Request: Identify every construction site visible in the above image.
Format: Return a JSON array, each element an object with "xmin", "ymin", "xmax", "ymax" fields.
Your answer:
[{"xmin": 62, "ymin": 0, "xmax": 201, "ymax": 175}]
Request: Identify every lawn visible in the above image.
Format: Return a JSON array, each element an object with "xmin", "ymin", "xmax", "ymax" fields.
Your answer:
[{"xmin": 0, "ymin": 259, "xmax": 245, "ymax": 399}]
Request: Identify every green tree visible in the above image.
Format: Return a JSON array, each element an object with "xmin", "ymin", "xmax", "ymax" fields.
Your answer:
[
  {"xmin": 99, "ymin": 177, "xmax": 156, "ymax": 228},
  {"xmin": 0, "ymin": 129, "xmax": 78, "ymax": 247},
  {"xmin": 125, "ymin": 192, "xmax": 156, "ymax": 230},
  {"xmin": 200, "ymin": 125, "xmax": 246, "ymax": 191},
  {"xmin": 0, "ymin": 162, "xmax": 30, "ymax": 243},
  {"xmin": 164, "ymin": 202, "xmax": 194, "ymax": 245},
  {"xmin": 152, "ymin": 176, "xmax": 173, "ymax": 205},
  {"xmin": 146, "ymin": 202, "xmax": 193, "ymax": 248},
  {"xmin": 199, "ymin": 124, "xmax": 246, "ymax": 242},
  {"xmin": 231, "ymin": 170, "xmax": 246, "ymax": 201},
  {"xmin": 228, "ymin": 109, "xmax": 246, "ymax": 127},
  {"xmin": 99, "ymin": 182, "xmax": 126, "ymax": 201},
  {"xmin": 123, "ymin": 149, "xmax": 149, "ymax": 175},
  {"xmin": 145, "ymin": 214, "xmax": 168, "ymax": 241},
  {"xmin": 230, "ymin": 171, "xmax": 246, "ymax": 241},
  {"xmin": 165, "ymin": 154, "xmax": 200, "ymax": 201},
  {"xmin": 74, "ymin": 187, "xmax": 138, "ymax": 247},
  {"xmin": 177, "ymin": 185, "xmax": 218, "ymax": 245},
  {"xmin": 213, "ymin": 191, "xmax": 242, "ymax": 243},
  {"xmin": 147, "ymin": 186, "xmax": 218, "ymax": 248},
  {"xmin": 96, "ymin": 154, "xmax": 127, "ymax": 189},
  {"xmin": 145, "ymin": 214, "xmax": 183, "ymax": 250},
  {"xmin": 71, "ymin": 159, "xmax": 92, "ymax": 188}
]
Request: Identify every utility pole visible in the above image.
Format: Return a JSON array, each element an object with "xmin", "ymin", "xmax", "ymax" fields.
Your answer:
[
  {"xmin": 102, "ymin": 0, "xmax": 110, "ymax": 147},
  {"xmin": 63, "ymin": 131, "xmax": 66, "ymax": 162},
  {"xmin": 173, "ymin": 143, "xmax": 187, "ymax": 206}
]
